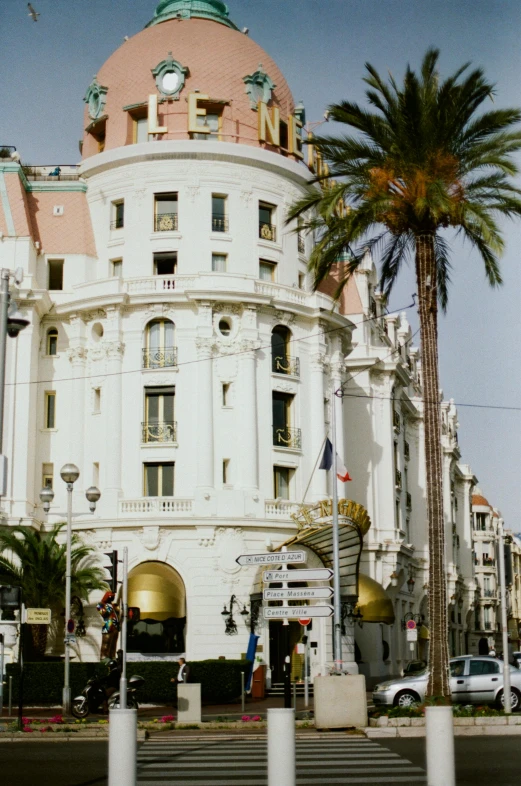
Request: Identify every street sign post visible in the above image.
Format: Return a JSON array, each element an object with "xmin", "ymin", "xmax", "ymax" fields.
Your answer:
[
  {"xmin": 236, "ymin": 551, "xmax": 306, "ymax": 567},
  {"xmin": 263, "ymin": 587, "xmax": 333, "ymax": 601},
  {"xmin": 263, "ymin": 568, "xmax": 333, "ymax": 582},
  {"xmin": 263, "ymin": 605, "xmax": 333, "ymax": 619},
  {"xmin": 25, "ymin": 608, "xmax": 51, "ymax": 625}
]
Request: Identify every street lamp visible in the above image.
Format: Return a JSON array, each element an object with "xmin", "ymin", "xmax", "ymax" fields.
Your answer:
[{"xmin": 40, "ymin": 467, "xmax": 100, "ymax": 715}]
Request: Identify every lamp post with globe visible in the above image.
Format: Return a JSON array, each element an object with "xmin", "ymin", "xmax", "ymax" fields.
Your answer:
[{"xmin": 39, "ymin": 467, "xmax": 100, "ymax": 714}]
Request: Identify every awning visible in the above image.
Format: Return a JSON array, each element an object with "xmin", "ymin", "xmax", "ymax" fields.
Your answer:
[{"xmin": 358, "ymin": 573, "xmax": 395, "ymax": 625}]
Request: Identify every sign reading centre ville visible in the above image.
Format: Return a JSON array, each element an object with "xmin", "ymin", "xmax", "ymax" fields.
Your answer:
[
  {"xmin": 264, "ymin": 605, "xmax": 334, "ymax": 620},
  {"xmin": 236, "ymin": 551, "xmax": 306, "ymax": 567}
]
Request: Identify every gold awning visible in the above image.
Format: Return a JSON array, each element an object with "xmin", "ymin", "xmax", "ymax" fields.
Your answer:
[
  {"xmin": 128, "ymin": 561, "xmax": 186, "ymax": 620},
  {"xmin": 358, "ymin": 573, "xmax": 395, "ymax": 625}
]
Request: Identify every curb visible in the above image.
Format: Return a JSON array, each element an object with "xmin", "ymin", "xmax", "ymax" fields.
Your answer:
[
  {"xmin": 365, "ymin": 725, "xmax": 521, "ymax": 738},
  {"xmin": 0, "ymin": 730, "xmax": 147, "ymax": 743}
]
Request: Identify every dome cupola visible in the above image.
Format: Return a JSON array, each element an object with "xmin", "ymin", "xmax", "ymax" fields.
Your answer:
[{"xmin": 147, "ymin": 0, "xmax": 238, "ymax": 29}]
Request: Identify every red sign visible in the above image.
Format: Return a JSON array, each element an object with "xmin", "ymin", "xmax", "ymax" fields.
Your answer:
[
  {"xmin": 299, "ymin": 618, "xmax": 311, "ymax": 627},
  {"xmin": 67, "ymin": 619, "xmax": 75, "ymax": 633},
  {"xmin": 406, "ymin": 619, "xmax": 417, "ymax": 631}
]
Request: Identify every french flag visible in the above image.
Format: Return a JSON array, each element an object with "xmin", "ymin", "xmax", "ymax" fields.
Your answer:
[{"xmin": 319, "ymin": 438, "xmax": 352, "ymax": 482}]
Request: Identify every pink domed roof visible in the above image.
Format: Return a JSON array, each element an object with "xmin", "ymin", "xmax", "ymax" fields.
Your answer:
[{"xmin": 82, "ymin": 18, "xmax": 295, "ymax": 158}]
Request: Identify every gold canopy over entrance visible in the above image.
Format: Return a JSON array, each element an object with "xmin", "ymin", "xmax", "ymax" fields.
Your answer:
[
  {"xmin": 128, "ymin": 561, "xmax": 186, "ymax": 621},
  {"xmin": 274, "ymin": 499, "xmax": 394, "ymax": 624}
]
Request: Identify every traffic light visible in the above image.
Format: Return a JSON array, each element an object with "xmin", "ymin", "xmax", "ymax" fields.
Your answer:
[
  {"xmin": 104, "ymin": 551, "xmax": 119, "ymax": 593},
  {"xmin": 128, "ymin": 607, "xmax": 140, "ymax": 624},
  {"xmin": 0, "ymin": 585, "xmax": 21, "ymax": 611}
]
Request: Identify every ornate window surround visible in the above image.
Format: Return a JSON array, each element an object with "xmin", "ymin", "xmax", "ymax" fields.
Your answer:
[{"xmin": 152, "ymin": 53, "xmax": 189, "ymax": 99}]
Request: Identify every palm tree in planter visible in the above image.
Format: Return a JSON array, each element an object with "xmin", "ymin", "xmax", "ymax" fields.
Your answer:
[
  {"xmin": 289, "ymin": 49, "xmax": 521, "ymax": 699},
  {"xmin": 0, "ymin": 524, "xmax": 107, "ymax": 657}
]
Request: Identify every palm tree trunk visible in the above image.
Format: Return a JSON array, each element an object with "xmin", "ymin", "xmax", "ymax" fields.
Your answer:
[
  {"xmin": 31, "ymin": 624, "xmax": 49, "ymax": 658},
  {"xmin": 415, "ymin": 233, "xmax": 450, "ymax": 699}
]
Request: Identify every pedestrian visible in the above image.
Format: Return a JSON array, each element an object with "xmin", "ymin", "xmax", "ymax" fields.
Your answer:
[
  {"xmin": 170, "ymin": 657, "xmax": 190, "ymax": 711},
  {"xmin": 489, "ymin": 647, "xmax": 496, "ymax": 657}
]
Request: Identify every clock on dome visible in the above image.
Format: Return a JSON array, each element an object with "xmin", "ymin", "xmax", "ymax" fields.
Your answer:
[{"xmin": 152, "ymin": 53, "xmax": 189, "ymax": 99}]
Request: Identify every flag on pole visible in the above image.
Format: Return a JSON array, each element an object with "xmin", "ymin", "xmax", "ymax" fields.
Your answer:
[{"xmin": 319, "ymin": 438, "xmax": 352, "ymax": 481}]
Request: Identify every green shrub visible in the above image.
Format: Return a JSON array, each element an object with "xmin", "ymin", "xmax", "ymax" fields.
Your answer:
[{"xmin": 6, "ymin": 659, "xmax": 250, "ymax": 705}]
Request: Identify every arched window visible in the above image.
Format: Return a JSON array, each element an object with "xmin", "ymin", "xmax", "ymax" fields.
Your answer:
[
  {"xmin": 143, "ymin": 319, "xmax": 176, "ymax": 369},
  {"xmin": 46, "ymin": 328, "xmax": 58, "ymax": 356}
]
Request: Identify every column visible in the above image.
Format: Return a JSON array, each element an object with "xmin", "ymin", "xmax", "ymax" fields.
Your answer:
[
  {"xmin": 239, "ymin": 341, "xmax": 259, "ymax": 490},
  {"xmin": 309, "ymin": 353, "xmax": 327, "ymax": 501},
  {"xmin": 103, "ymin": 307, "xmax": 124, "ymax": 516},
  {"xmin": 67, "ymin": 315, "xmax": 87, "ymax": 492},
  {"xmin": 195, "ymin": 338, "xmax": 214, "ymax": 489}
]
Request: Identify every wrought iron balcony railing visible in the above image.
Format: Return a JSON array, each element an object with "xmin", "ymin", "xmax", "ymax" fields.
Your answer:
[
  {"xmin": 484, "ymin": 621, "xmax": 492, "ymax": 630},
  {"xmin": 259, "ymin": 222, "xmax": 276, "ymax": 242},
  {"xmin": 404, "ymin": 440, "xmax": 410, "ymax": 460},
  {"xmin": 298, "ymin": 234, "xmax": 305, "ymax": 254},
  {"xmin": 155, "ymin": 213, "xmax": 178, "ymax": 232},
  {"xmin": 395, "ymin": 469, "xmax": 402, "ymax": 490},
  {"xmin": 483, "ymin": 589, "xmax": 496, "ymax": 598},
  {"xmin": 110, "ymin": 216, "xmax": 124, "ymax": 230},
  {"xmin": 212, "ymin": 216, "xmax": 229, "ymax": 232},
  {"xmin": 272, "ymin": 354, "xmax": 300, "ymax": 377},
  {"xmin": 273, "ymin": 426, "xmax": 302, "ymax": 450},
  {"xmin": 483, "ymin": 557, "xmax": 496, "ymax": 567},
  {"xmin": 406, "ymin": 492, "xmax": 412, "ymax": 510},
  {"xmin": 142, "ymin": 421, "xmax": 177, "ymax": 443},
  {"xmin": 393, "ymin": 410, "xmax": 401, "ymax": 433},
  {"xmin": 142, "ymin": 347, "xmax": 178, "ymax": 369},
  {"xmin": 370, "ymin": 297, "xmax": 377, "ymax": 318}
]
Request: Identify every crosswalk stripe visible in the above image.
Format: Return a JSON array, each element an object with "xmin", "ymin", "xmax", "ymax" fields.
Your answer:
[{"xmin": 136, "ymin": 736, "xmax": 426, "ymax": 785}]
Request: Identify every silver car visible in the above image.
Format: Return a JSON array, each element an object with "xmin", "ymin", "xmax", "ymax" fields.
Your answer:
[{"xmin": 373, "ymin": 655, "xmax": 521, "ymax": 711}]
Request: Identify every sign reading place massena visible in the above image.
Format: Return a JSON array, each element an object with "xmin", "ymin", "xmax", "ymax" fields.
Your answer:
[
  {"xmin": 263, "ymin": 587, "xmax": 333, "ymax": 600},
  {"xmin": 235, "ymin": 551, "xmax": 306, "ymax": 567}
]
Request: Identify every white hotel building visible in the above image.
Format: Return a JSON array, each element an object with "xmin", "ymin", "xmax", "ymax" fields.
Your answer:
[{"xmin": 0, "ymin": 0, "xmax": 483, "ymax": 682}]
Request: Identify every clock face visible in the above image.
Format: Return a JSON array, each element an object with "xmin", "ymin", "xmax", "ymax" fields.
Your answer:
[{"xmin": 162, "ymin": 71, "xmax": 179, "ymax": 94}]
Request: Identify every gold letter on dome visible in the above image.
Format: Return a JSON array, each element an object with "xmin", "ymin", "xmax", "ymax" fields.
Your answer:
[
  {"xmin": 258, "ymin": 101, "xmax": 280, "ymax": 146},
  {"xmin": 188, "ymin": 93, "xmax": 210, "ymax": 134},
  {"xmin": 148, "ymin": 95, "xmax": 167, "ymax": 134},
  {"xmin": 288, "ymin": 115, "xmax": 304, "ymax": 160}
]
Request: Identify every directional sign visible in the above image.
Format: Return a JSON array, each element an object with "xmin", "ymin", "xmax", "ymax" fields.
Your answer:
[
  {"xmin": 263, "ymin": 587, "xmax": 334, "ymax": 601},
  {"xmin": 263, "ymin": 605, "xmax": 334, "ymax": 619},
  {"xmin": 236, "ymin": 551, "xmax": 306, "ymax": 567},
  {"xmin": 25, "ymin": 608, "xmax": 51, "ymax": 625},
  {"xmin": 263, "ymin": 568, "xmax": 333, "ymax": 582}
]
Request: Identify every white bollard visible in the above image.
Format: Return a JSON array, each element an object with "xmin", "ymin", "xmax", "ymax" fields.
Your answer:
[
  {"xmin": 268, "ymin": 708, "xmax": 295, "ymax": 786},
  {"xmin": 109, "ymin": 708, "xmax": 137, "ymax": 786},
  {"xmin": 425, "ymin": 706, "xmax": 455, "ymax": 786}
]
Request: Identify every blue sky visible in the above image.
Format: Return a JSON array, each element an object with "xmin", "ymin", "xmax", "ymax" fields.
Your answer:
[{"xmin": 1, "ymin": 0, "xmax": 520, "ymax": 525}]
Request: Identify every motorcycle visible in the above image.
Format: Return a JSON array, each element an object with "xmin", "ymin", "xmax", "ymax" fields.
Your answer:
[{"xmin": 72, "ymin": 673, "xmax": 145, "ymax": 718}]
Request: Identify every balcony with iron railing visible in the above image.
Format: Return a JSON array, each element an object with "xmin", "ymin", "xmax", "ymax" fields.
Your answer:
[
  {"xmin": 155, "ymin": 213, "xmax": 178, "ymax": 232},
  {"xmin": 484, "ymin": 621, "xmax": 492, "ymax": 630},
  {"xmin": 298, "ymin": 234, "xmax": 305, "ymax": 254},
  {"xmin": 369, "ymin": 297, "xmax": 377, "ymax": 318},
  {"xmin": 110, "ymin": 216, "xmax": 124, "ymax": 230},
  {"xmin": 142, "ymin": 421, "xmax": 177, "ymax": 444},
  {"xmin": 483, "ymin": 589, "xmax": 496, "ymax": 598},
  {"xmin": 483, "ymin": 556, "xmax": 496, "ymax": 567},
  {"xmin": 404, "ymin": 441, "xmax": 410, "ymax": 460},
  {"xmin": 142, "ymin": 347, "xmax": 178, "ymax": 369},
  {"xmin": 395, "ymin": 469, "xmax": 402, "ymax": 490},
  {"xmin": 259, "ymin": 222, "xmax": 277, "ymax": 242},
  {"xmin": 212, "ymin": 216, "xmax": 229, "ymax": 233},
  {"xmin": 393, "ymin": 411, "xmax": 401, "ymax": 433},
  {"xmin": 273, "ymin": 426, "xmax": 302, "ymax": 450},
  {"xmin": 406, "ymin": 492, "xmax": 412, "ymax": 510},
  {"xmin": 272, "ymin": 355, "xmax": 300, "ymax": 377}
]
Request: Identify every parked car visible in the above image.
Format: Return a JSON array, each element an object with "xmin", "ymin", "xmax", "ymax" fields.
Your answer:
[
  {"xmin": 373, "ymin": 655, "xmax": 521, "ymax": 710},
  {"xmin": 401, "ymin": 660, "xmax": 427, "ymax": 678}
]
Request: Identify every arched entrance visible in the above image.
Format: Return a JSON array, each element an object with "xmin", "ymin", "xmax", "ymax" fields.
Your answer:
[{"xmin": 128, "ymin": 561, "xmax": 186, "ymax": 654}]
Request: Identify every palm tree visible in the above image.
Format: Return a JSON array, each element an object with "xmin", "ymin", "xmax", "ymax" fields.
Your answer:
[
  {"xmin": 289, "ymin": 49, "xmax": 521, "ymax": 699},
  {"xmin": 0, "ymin": 524, "xmax": 107, "ymax": 657}
]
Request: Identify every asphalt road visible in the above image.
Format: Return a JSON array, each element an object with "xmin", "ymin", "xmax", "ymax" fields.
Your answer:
[{"xmin": 0, "ymin": 736, "xmax": 519, "ymax": 786}]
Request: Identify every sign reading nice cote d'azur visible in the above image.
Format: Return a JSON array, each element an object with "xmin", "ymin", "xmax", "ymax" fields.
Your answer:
[{"xmin": 147, "ymin": 94, "xmax": 304, "ymax": 158}]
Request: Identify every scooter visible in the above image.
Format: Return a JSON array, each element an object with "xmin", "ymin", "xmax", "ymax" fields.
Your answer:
[
  {"xmin": 72, "ymin": 674, "xmax": 145, "ymax": 718},
  {"xmin": 108, "ymin": 674, "xmax": 145, "ymax": 710}
]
